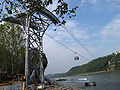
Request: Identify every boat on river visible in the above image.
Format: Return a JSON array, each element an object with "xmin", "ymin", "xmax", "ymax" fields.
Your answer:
[
  {"xmin": 78, "ymin": 78, "xmax": 96, "ymax": 86},
  {"xmin": 85, "ymin": 81, "xmax": 96, "ymax": 86}
]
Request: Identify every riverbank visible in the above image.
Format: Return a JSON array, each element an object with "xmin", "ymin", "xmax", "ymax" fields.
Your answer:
[
  {"xmin": 28, "ymin": 84, "xmax": 84, "ymax": 90},
  {"xmin": 65, "ymin": 70, "xmax": 120, "ymax": 77},
  {"xmin": 76, "ymin": 71, "xmax": 106, "ymax": 76},
  {"xmin": 44, "ymin": 84, "xmax": 84, "ymax": 90}
]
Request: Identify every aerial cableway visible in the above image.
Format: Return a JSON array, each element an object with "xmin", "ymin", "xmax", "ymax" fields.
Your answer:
[{"xmin": 46, "ymin": 34, "xmax": 90, "ymax": 60}]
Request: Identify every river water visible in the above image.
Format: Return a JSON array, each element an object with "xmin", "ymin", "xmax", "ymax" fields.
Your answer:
[{"xmin": 58, "ymin": 72, "xmax": 120, "ymax": 90}]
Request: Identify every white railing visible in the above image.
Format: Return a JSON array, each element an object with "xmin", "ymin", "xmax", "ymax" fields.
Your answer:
[{"xmin": 0, "ymin": 82, "xmax": 22, "ymax": 90}]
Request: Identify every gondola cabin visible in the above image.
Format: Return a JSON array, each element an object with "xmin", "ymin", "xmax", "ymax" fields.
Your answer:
[{"xmin": 74, "ymin": 56, "xmax": 79, "ymax": 60}]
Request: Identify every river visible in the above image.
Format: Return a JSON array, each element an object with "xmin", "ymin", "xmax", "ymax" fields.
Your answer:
[{"xmin": 57, "ymin": 72, "xmax": 120, "ymax": 90}]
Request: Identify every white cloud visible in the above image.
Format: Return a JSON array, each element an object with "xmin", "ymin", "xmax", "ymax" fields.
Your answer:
[
  {"xmin": 106, "ymin": 0, "xmax": 120, "ymax": 9},
  {"xmin": 89, "ymin": 0, "xmax": 97, "ymax": 4},
  {"xmin": 79, "ymin": 0, "xmax": 120, "ymax": 9},
  {"xmin": 80, "ymin": 0, "xmax": 97, "ymax": 6},
  {"xmin": 101, "ymin": 15, "xmax": 120, "ymax": 38},
  {"xmin": 91, "ymin": 15, "xmax": 120, "ymax": 57},
  {"xmin": 64, "ymin": 20, "xmax": 90, "ymax": 40},
  {"xmin": 46, "ymin": 0, "xmax": 58, "ymax": 12},
  {"xmin": 45, "ymin": 20, "xmax": 90, "ymax": 45}
]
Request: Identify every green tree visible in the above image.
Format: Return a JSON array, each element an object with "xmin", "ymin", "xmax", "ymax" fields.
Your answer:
[
  {"xmin": 0, "ymin": 22, "xmax": 25, "ymax": 74},
  {"xmin": 29, "ymin": 48, "xmax": 48, "ymax": 72},
  {"xmin": 0, "ymin": 22, "xmax": 48, "ymax": 74},
  {"xmin": 42, "ymin": 53, "xmax": 48, "ymax": 71},
  {"xmin": 0, "ymin": 0, "xmax": 78, "ymax": 25}
]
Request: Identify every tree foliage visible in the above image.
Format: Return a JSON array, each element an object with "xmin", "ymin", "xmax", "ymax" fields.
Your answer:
[
  {"xmin": 0, "ymin": 22, "xmax": 48, "ymax": 75},
  {"xmin": 0, "ymin": 0, "xmax": 78, "ymax": 25},
  {"xmin": 0, "ymin": 22, "xmax": 25, "ymax": 74}
]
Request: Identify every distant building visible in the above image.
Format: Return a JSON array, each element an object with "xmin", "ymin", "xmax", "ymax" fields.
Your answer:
[{"xmin": 107, "ymin": 61, "xmax": 116, "ymax": 72}]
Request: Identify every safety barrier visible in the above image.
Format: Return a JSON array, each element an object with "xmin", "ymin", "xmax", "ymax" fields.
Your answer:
[{"xmin": 0, "ymin": 82, "xmax": 22, "ymax": 90}]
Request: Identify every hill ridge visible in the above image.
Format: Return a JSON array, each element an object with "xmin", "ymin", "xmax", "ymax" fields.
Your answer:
[{"xmin": 65, "ymin": 53, "xmax": 120, "ymax": 76}]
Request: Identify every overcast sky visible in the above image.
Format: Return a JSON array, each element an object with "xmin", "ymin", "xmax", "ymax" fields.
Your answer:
[{"xmin": 43, "ymin": 0, "xmax": 120, "ymax": 75}]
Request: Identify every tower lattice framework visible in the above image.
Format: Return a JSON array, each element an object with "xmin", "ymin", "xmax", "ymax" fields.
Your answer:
[{"xmin": 2, "ymin": 7, "xmax": 59, "ymax": 88}]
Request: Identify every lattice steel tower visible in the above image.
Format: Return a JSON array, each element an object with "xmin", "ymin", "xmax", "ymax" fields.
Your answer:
[{"xmin": 3, "ymin": 6, "xmax": 59, "ymax": 88}]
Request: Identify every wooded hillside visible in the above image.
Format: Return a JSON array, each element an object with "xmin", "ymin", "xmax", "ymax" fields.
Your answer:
[{"xmin": 65, "ymin": 53, "xmax": 120, "ymax": 76}]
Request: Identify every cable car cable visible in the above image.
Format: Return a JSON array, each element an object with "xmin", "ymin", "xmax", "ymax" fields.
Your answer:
[
  {"xmin": 61, "ymin": 25, "xmax": 96, "ymax": 58},
  {"xmin": 45, "ymin": 34, "xmax": 90, "ymax": 60}
]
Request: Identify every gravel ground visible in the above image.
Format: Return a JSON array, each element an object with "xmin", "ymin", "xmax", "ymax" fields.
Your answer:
[{"xmin": 44, "ymin": 85, "xmax": 84, "ymax": 90}]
